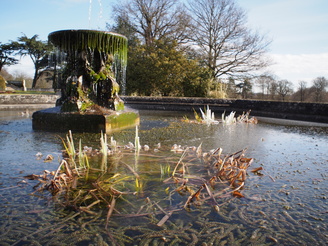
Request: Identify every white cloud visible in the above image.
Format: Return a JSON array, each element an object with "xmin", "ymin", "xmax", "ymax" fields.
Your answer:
[
  {"xmin": 6, "ymin": 56, "xmax": 34, "ymax": 78},
  {"xmin": 268, "ymin": 53, "xmax": 328, "ymax": 87}
]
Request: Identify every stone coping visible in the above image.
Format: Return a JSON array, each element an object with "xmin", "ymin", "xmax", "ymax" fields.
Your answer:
[
  {"xmin": 0, "ymin": 94, "xmax": 59, "ymax": 109},
  {"xmin": 121, "ymin": 96, "xmax": 328, "ymax": 124}
]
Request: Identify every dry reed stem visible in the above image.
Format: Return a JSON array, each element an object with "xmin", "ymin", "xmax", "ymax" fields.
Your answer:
[{"xmin": 105, "ymin": 198, "xmax": 116, "ymax": 229}]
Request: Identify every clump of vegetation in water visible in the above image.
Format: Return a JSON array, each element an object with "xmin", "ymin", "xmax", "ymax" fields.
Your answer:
[
  {"xmin": 184, "ymin": 106, "xmax": 258, "ymax": 125},
  {"xmin": 25, "ymin": 130, "xmax": 260, "ymax": 228}
]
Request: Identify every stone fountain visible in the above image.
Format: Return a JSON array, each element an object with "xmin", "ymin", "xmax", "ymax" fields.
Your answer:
[{"xmin": 32, "ymin": 29, "xmax": 139, "ymax": 133}]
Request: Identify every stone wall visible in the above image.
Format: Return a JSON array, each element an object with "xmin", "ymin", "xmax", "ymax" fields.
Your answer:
[
  {"xmin": 1, "ymin": 94, "xmax": 327, "ymax": 123},
  {"xmin": 122, "ymin": 96, "xmax": 328, "ymax": 123},
  {"xmin": 0, "ymin": 94, "xmax": 59, "ymax": 110}
]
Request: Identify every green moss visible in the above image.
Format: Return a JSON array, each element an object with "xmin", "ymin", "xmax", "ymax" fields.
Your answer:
[
  {"xmin": 80, "ymin": 101, "xmax": 94, "ymax": 111},
  {"xmin": 48, "ymin": 30, "xmax": 127, "ymax": 66},
  {"xmin": 76, "ymin": 87, "xmax": 94, "ymax": 111},
  {"xmin": 49, "ymin": 29, "xmax": 128, "ymax": 112},
  {"xmin": 106, "ymin": 112, "xmax": 139, "ymax": 132},
  {"xmin": 112, "ymin": 80, "xmax": 120, "ymax": 96},
  {"xmin": 114, "ymin": 100, "xmax": 125, "ymax": 111},
  {"xmin": 13, "ymin": 91, "xmax": 56, "ymax": 94},
  {"xmin": 99, "ymin": 72, "xmax": 106, "ymax": 80}
]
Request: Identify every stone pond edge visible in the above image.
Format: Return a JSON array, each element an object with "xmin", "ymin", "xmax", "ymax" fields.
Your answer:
[{"xmin": 0, "ymin": 94, "xmax": 327, "ymax": 123}]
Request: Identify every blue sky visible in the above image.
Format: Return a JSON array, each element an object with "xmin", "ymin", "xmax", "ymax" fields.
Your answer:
[
  {"xmin": 239, "ymin": 0, "xmax": 328, "ymax": 54},
  {"xmin": 0, "ymin": 0, "xmax": 111, "ymax": 42},
  {"xmin": 1, "ymin": 0, "xmax": 328, "ymax": 89},
  {"xmin": 238, "ymin": 0, "xmax": 328, "ymax": 87}
]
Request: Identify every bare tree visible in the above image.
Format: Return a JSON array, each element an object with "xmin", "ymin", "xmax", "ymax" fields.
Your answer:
[
  {"xmin": 255, "ymin": 73, "xmax": 276, "ymax": 99},
  {"xmin": 276, "ymin": 80, "xmax": 293, "ymax": 101},
  {"xmin": 114, "ymin": 0, "xmax": 191, "ymax": 46},
  {"xmin": 268, "ymin": 81, "xmax": 277, "ymax": 100},
  {"xmin": 107, "ymin": 11, "xmax": 139, "ymax": 47},
  {"xmin": 298, "ymin": 81, "xmax": 307, "ymax": 102},
  {"xmin": 187, "ymin": 0, "xmax": 271, "ymax": 80},
  {"xmin": 312, "ymin": 76, "xmax": 328, "ymax": 102}
]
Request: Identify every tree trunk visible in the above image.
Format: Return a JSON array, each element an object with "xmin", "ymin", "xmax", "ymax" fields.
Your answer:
[{"xmin": 32, "ymin": 67, "xmax": 39, "ymax": 88}]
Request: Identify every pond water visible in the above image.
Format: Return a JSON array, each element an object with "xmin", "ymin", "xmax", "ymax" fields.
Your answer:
[{"xmin": 0, "ymin": 109, "xmax": 327, "ymax": 245}]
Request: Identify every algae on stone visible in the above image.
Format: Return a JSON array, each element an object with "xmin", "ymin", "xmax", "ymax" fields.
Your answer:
[{"xmin": 48, "ymin": 30, "xmax": 128, "ymax": 112}]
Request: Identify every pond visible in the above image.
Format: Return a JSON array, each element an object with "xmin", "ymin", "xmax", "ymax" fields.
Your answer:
[{"xmin": 0, "ymin": 109, "xmax": 327, "ymax": 245}]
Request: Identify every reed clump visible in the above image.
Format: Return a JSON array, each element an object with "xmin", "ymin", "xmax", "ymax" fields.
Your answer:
[{"xmin": 26, "ymin": 129, "xmax": 259, "ymax": 229}]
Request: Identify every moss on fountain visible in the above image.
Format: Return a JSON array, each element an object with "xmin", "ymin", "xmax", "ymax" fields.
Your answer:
[
  {"xmin": 32, "ymin": 29, "xmax": 139, "ymax": 133},
  {"xmin": 48, "ymin": 29, "xmax": 127, "ymax": 63},
  {"xmin": 48, "ymin": 29, "xmax": 128, "ymax": 111},
  {"xmin": 106, "ymin": 111, "xmax": 140, "ymax": 132}
]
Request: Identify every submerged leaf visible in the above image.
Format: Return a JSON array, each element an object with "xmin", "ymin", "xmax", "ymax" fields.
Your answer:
[
  {"xmin": 23, "ymin": 174, "xmax": 41, "ymax": 180},
  {"xmin": 232, "ymin": 191, "xmax": 244, "ymax": 198},
  {"xmin": 251, "ymin": 167, "xmax": 263, "ymax": 173}
]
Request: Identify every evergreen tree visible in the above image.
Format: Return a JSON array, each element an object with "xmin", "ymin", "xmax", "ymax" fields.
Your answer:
[{"xmin": 14, "ymin": 34, "xmax": 53, "ymax": 88}]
